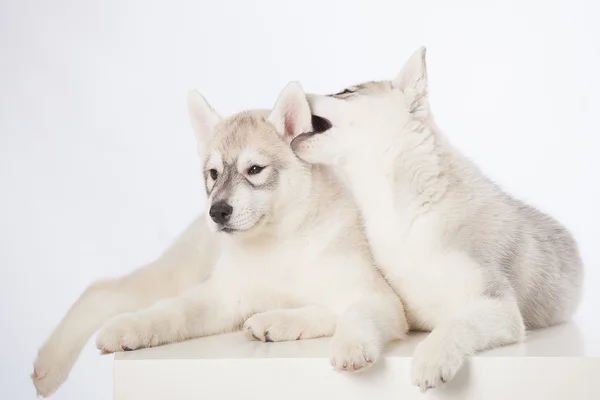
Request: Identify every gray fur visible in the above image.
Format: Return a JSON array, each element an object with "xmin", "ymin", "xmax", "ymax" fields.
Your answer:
[
  {"xmin": 443, "ymin": 153, "xmax": 584, "ymax": 328},
  {"xmin": 307, "ymin": 76, "xmax": 583, "ymax": 331},
  {"xmin": 296, "ymin": 48, "xmax": 585, "ymax": 390}
]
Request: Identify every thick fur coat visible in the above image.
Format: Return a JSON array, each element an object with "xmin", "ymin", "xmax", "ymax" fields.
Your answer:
[
  {"xmin": 31, "ymin": 83, "xmax": 407, "ymax": 397},
  {"xmin": 293, "ymin": 47, "xmax": 584, "ymax": 390}
]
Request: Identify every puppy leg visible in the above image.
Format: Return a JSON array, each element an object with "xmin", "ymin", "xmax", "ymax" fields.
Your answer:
[
  {"xmin": 411, "ymin": 296, "xmax": 525, "ymax": 391},
  {"xmin": 95, "ymin": 279, "xmax": 244, "ymax": 353},
  {"xmin": 330, "ymin": 293, "xmax": 408, "ymax": 372}
]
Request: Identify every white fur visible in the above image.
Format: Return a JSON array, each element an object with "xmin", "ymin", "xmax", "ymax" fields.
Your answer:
[
  {"xmin": 32, "ymin": 83, "xmax": 409, "ymax": 397},
  {"xmin": 295, "ymin": 47, "xmax": 583, "ymax": 391}
]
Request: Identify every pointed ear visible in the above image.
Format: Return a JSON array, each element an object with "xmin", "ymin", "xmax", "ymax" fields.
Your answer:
[
  {"xmin": 187, "ymin": 90, "xmax": 221, "ymax": 154},
  {"xmin": 393, "ymin": 46, "xmax": 428, "ymax": 91},
  {"xmin": 268, "ymin": 81, "xmax": 312, "ymax": 142},
  {"xmin": 392, "ymin": 47, "xmax": 429, "ymax": 117}
]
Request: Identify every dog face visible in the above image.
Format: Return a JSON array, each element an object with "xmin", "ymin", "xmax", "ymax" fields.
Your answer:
[
  {"xmin": 188, "ymin": 82, "xmax": 313, "ymax": 235},
  {"xmin": 291, "ymin": 47, "xmax": 429, "ymax": 169}
]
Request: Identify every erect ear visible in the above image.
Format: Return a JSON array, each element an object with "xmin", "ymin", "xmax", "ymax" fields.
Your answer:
[
  {"xmin": 268, "ymin": 81, "xmax": 312, "ymax": 142},
  {"xmin": 187, "ymin": 90, "xmax": 222, "ymax": 155},
  {"xmin": 392, "ymin": 46, "xmax": 429, "ymax": 117}
]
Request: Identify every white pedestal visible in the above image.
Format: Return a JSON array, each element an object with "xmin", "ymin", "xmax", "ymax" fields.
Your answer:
[{"xmin": 114, "ymin": 320, "xmax": 600, "ymax": 400}]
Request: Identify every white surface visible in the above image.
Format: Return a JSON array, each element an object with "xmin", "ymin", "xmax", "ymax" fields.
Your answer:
[
  {"xmin": 114, "ymin": 320, "xmax": 600, "ymax": 400},
  {"xmin": 116, "ymin": 319, "xmax": 600, "ymax": 360},
  {"xmin": 1, "ymin": 1, "xmax": 599, "ymax": 400}
]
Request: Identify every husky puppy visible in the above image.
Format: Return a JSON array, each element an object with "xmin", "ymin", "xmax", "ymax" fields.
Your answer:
[
  {"xmin": 291, "ymin": 48, "xmax": 584, "ymax": 391},
  {"xmin": 32, "ymin": 82, "xmax": 408, "ymax": 397}
]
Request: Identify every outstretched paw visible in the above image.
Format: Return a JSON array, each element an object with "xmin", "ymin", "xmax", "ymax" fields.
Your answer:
[{"xmin": 32, "ymin": 345, "xmax": 77, "ymax": 397}]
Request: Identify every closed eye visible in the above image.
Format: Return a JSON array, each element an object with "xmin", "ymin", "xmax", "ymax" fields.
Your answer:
[{"xmin": 334, "ymin": 88, "xmax": 354, "ymax": 96}]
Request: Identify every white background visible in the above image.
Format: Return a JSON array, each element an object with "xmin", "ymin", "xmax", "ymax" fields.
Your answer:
[{"xmin": 1, "ymin": 0, "xmax": 598, "ymax": 399}]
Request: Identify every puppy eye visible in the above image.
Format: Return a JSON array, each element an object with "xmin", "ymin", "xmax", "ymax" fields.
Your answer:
[
  {"xmin": 209, "ymin": 169, "xmax": 218, "ymax": 180},
  {"xmin": 247, "ymin": 165, "xmax": 265, "ymax": 175}
]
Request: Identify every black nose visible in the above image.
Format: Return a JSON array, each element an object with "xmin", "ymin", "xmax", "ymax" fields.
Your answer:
[{"xmin": 209, "ymin": 201, "xmax": 233, "ymax": 225}]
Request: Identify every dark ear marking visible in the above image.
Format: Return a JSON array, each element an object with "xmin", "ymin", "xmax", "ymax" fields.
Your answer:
[
  {"xmin": 311, "ymin": 115, "xmax": 332, "ymax": 133},
  {"xmin": 289, "ymin": 115, "xmax": 331, "ymax": 149}
]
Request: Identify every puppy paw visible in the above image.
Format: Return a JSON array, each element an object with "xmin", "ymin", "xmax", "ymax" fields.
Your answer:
[
  {"xmin": 243, "ymin": 311, "xmax": 305, "ymax": 342},
  {"xmin": 32, "ymin": 344, "xmax": 77, "ymax": 397},
  {"xmin": 411, "ymin": 334, "xmax": 464, "ymax": 392},
  {"xmin": 329, "ymin": 328, "xmax": 380, "ymax": 372},
  {"xmin": 96, "ymin": 313, "xmax": 155, "ymax": 354}
]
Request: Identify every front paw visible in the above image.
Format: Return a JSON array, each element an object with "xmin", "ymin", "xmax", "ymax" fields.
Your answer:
[
  {"xmin": 329, "ymin": 328, "xmax": 380, "ymax": 373},
  {"xmin": 96, "ymin": 313, "xmax": 154, "ymax": 354},
  {"xmin": 411, "ymin": 334, "xmax": 464, "ymax": 392},
  {"xmin": 243, "ymin": 312, "xmax": 303, "ymax": 342}
]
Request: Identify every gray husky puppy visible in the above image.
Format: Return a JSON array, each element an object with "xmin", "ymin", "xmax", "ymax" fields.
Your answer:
[{"xmin": 290, "ymin": 47, "xmax": 584, "ymax": 391}]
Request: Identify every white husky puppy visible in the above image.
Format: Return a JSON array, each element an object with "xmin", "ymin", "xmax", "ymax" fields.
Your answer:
[
  {"xmin": 32, "ymin": 82, "xmax": 408, "ymax": 397},
  {"xmin": 291, "ymin": 48, "xmax": 584, "ymax": 391}
]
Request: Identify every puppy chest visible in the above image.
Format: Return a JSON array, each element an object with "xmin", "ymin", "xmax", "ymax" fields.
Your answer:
[{"xmin": 381, "ymin": 254, "xmax": 482, "ymax": 328}]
